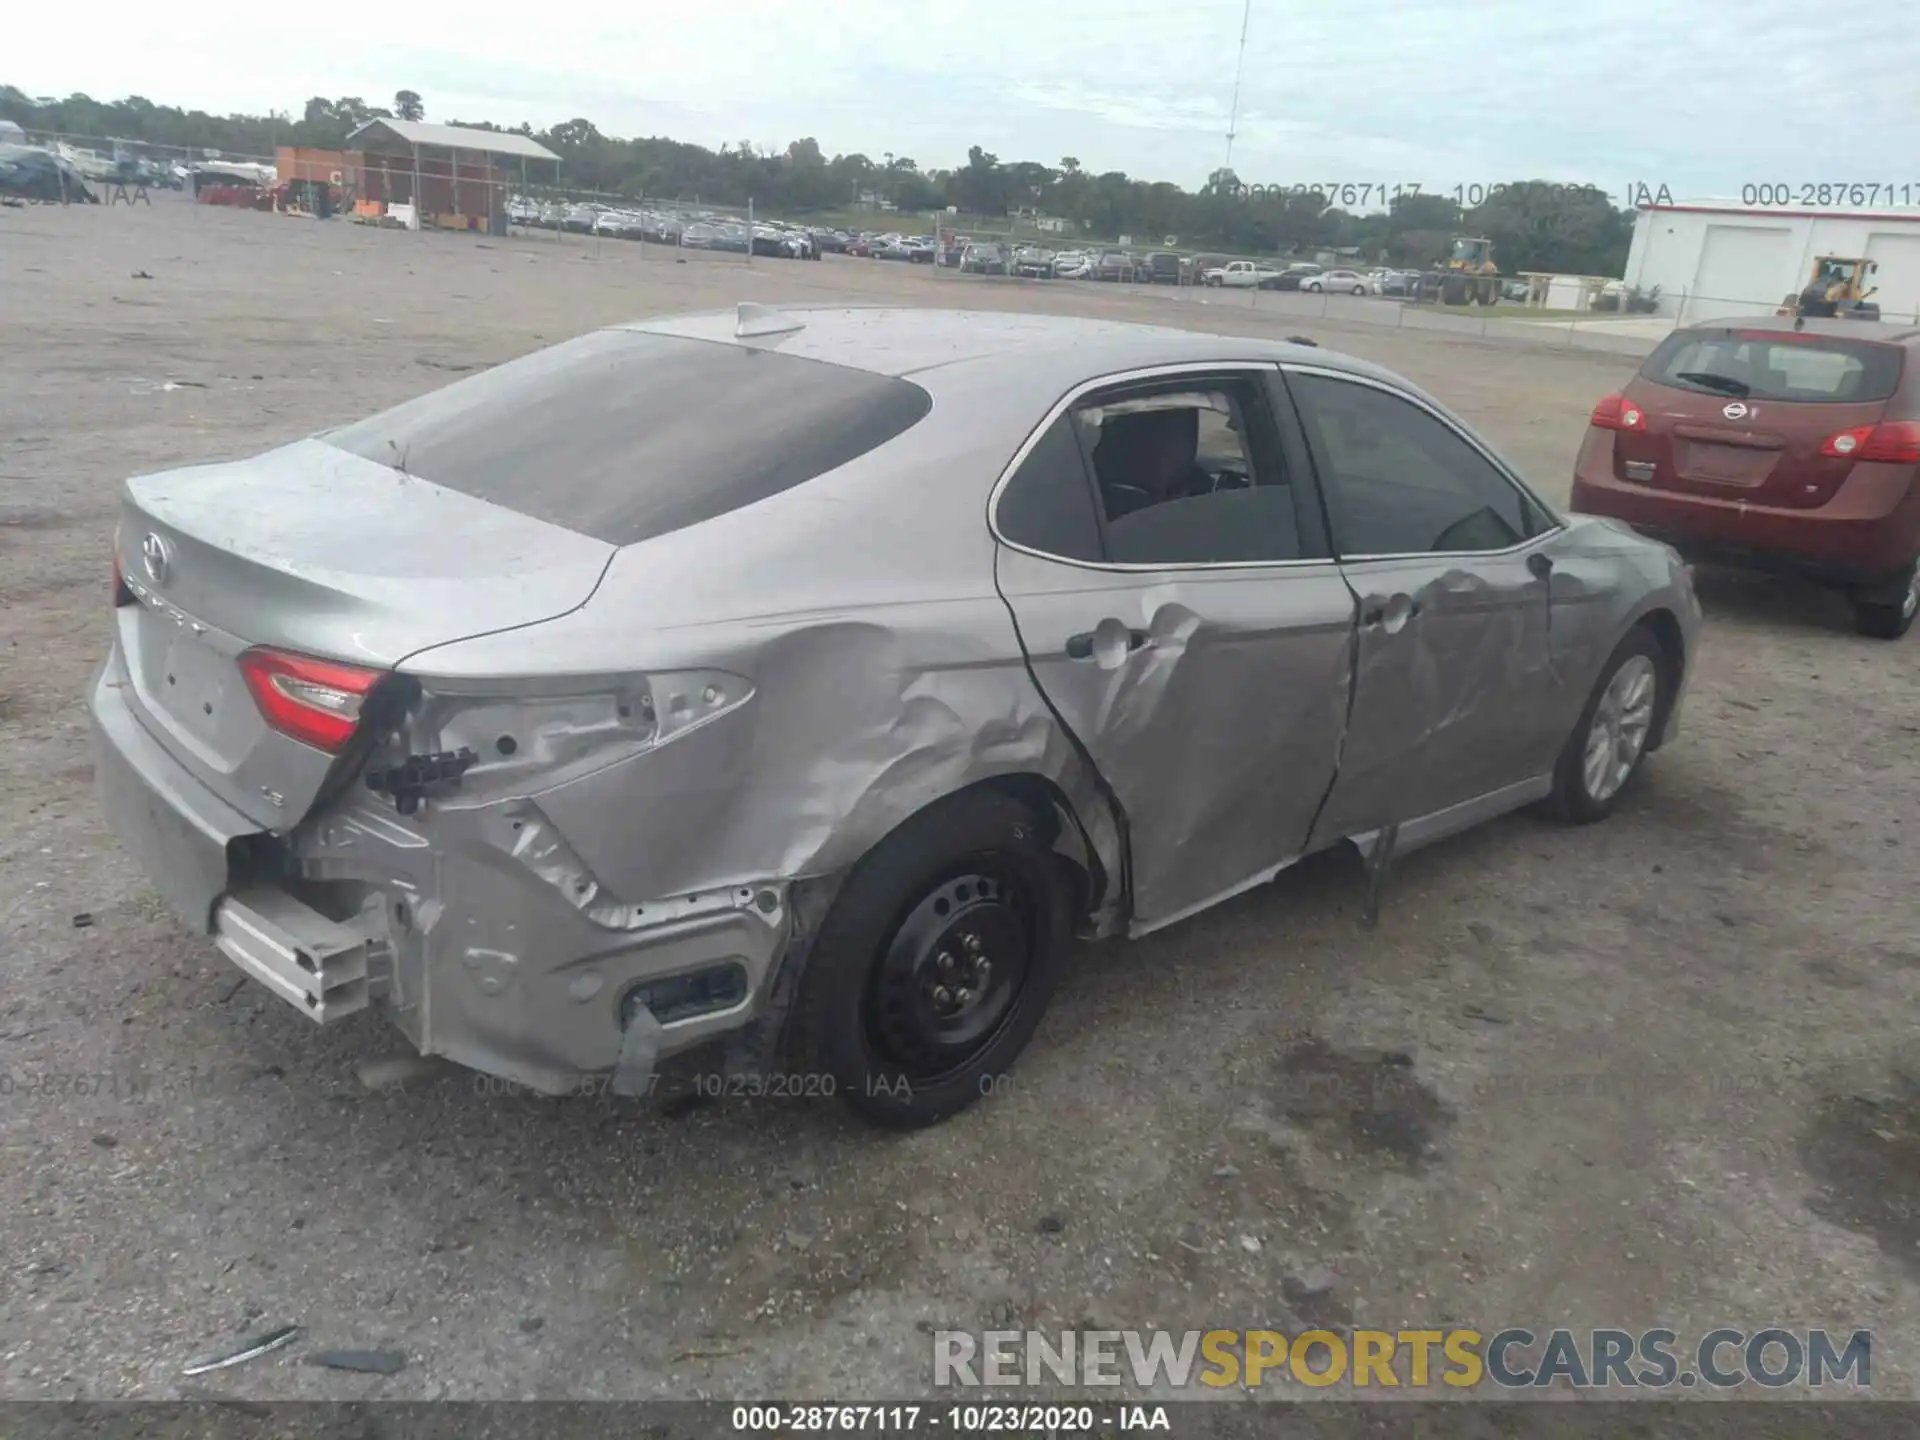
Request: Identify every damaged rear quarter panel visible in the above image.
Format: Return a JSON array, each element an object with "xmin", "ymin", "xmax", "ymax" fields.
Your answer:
[{"xmin": 394, "ymin": 393, "xmax": 1123, "ymax": 924}]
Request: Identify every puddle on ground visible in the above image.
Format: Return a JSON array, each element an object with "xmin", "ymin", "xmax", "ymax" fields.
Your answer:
[
  {"xmin": 1801, "ymin": 1080, "xmax": 1920, "ymax": 1280},
  {"xmin": 1271, "ymin": 1037, "xmax": 1453, "ymax": 1171}
]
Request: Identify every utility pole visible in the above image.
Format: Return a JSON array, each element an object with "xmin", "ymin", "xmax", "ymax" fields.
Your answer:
[{"xmin": 1224, "ymin": 0, "xmax": 1253, "ymax": 171}]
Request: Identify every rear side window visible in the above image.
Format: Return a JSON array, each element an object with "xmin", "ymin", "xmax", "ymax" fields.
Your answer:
[
  {"xmin": 997, "ymin": 415, "xmax": 1103, "ymax": 562},
  {"xmin": 1642, "ymin": 332, "xmax": 1903, "ymax": 404},
  {"xmin": 321, "ymin": 329, "xmax": 932, "ymax": 545}
]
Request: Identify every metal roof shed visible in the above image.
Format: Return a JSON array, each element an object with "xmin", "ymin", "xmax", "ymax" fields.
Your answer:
[{"xmin": 346, "ymin": 119, "xmax": 559, "ymax": 235}]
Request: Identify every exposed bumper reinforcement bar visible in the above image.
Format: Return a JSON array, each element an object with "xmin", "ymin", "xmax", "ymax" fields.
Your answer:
[{"xmin": 213, "ymin": 888, "xmax": 376, "ymax": 1022}]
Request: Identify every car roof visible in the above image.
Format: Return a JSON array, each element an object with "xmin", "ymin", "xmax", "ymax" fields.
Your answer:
[
  {"xmin": 1674, "ymin": 314, "xmax": 1920, "ymax": 345},
  {"xmin": 617, "ymin": 306, "xmax": 1384, "ymax": 384}
]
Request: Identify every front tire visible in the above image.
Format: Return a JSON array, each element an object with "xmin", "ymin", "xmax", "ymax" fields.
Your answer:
[
  {"xmin": 789, "ymin": 790, "xmax": 1075, "ymax": 1128},
  {"xmin": 1854, "ymin": 560, "xmax": 1919, "ymax": 639},
  {"xmin": 1547, "ymin": 627, "xmax": 1666, "ymax": 823}
]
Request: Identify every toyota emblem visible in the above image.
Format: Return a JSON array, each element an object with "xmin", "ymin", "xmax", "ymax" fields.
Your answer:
[
  {"xmin": 1723, "ymin": 401, "xmax": 1750, "ymax": 421},
  {"xmin": 140, "ymin": 532, "xmax": 171, "ymax": 586}
]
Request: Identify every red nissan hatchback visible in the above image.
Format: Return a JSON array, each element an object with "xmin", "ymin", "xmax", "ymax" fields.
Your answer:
[{"xmin": 1572, "ymin": 317, "xmax": 1920, "ymax": 638}]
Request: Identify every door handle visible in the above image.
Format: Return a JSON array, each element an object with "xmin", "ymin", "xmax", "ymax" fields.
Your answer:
[
  {"xmin": 1065, "ymin": 627, "xmax": 1152, "ymax": 661},
  {"xmin": 1360, "ymin": 596, "xmax": 1421, "ymax": 628},
  {"xmin": 1527, "ymin": 552, "xmax": 1554, "ymax": 580}
]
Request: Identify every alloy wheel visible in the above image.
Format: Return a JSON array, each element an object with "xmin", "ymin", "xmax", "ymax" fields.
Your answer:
[{"xmin": 1582, "ymin": 655, "xmax": 1658, "ymax": 803}]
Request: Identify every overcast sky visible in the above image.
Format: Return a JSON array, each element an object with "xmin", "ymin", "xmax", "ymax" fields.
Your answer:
[{"xmin": 10, "ymin": 0, "xmax": 1914, "ymax": 200}]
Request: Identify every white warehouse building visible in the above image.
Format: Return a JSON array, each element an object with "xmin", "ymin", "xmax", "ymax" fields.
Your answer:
[{"xmin": 1624, "ymin": 201, "xmax": 1920, "ymax": 325}]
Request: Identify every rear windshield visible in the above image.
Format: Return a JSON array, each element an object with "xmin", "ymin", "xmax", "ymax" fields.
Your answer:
[
  {"xmin": 1642, "ymin": 331, "xmax": 1903, "ymax": 405},
  {"xmin": 321, "ymin": 328, "xmax": 931, "ymax": 545}
]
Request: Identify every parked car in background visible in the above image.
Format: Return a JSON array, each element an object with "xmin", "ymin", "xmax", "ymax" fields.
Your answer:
[
  {"xmin": 1095, "ymin": 251, "xmax": 1138, "ymax": 282},
  {"xmin": 1379, "ymin": 270, "xmax": 1421, "ymax": 297},
  {"xmin": 848, "ymin": 234, "xmax": 877, "ymax": 257},
  {"xmin": 1143, "ymin": 252, "xmax": 1183, "ymax": 284},
  {"xmin": 1573, "ymin": 317, "xmax": 1920, "ymax": 638},
  {"xmin": 961, "ymin": 243, "xmax": 1009, "ymax": 275},
  {"xmin": 877, "ymin": 236, "xmax": 914, "ymax": 261},
  {"xmin": 1271, "ymin": 263, "xmax": 1325, "ymax": 292},
  {"xmin": 1303, "ymin": 269, "xmax": 1370, "ymax": 296},
  {"xmin": 1053, "ymin": 250, "xmax": 1094, "ymax": 279},
  {"xmin": 92, "ymin": 305, "xmax": 1698, "ymax": 1130},
  {"xmin": 1011, "ymin": 246, "xmax": 1054, "ymax": 278},
  {"xmin": 906, "ymin": 236, "xmax": 937, "ymax": 264},
  {"xmin": 1203, "ymin": 260, "xmax": 1281, "ymax": 290}
]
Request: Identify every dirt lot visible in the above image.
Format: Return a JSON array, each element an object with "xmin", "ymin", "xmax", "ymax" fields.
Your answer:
[{"xmin": 3, "ymin": 196, "xmax": 1918, "ymax": 1405}]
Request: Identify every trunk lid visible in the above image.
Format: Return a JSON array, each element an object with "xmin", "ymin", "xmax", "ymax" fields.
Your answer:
[
  {"xmin": 1616, "ymin": 328, "xmax": 1905, "ymax": 510},
  {"xmin": 114, "ymin": 438, "xmax": 614, "ymax": 829}
]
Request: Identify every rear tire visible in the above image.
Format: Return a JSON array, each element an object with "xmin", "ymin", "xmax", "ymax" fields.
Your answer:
[
  {"xmin": 1855, "ymin": 560, "xmax": 1919, "ymax": 639},
  {"xmin": 789, "ymin": 791, "xmax": 1075, "ymax": 1129},
  {"xmin": 1547, "ymin": 627, "xmax": 1667, "ymax": 824}
]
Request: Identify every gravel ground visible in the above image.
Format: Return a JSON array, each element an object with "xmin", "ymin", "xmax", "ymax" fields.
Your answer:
[{"xmin": 2, "ymin": 196, "xmax": 1918, "ymax": 1405}]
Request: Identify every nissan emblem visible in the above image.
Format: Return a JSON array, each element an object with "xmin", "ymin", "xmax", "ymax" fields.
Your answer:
[{"xmin": 1723, "ymin": 401, "xmax": 1749, "ymax": 421}]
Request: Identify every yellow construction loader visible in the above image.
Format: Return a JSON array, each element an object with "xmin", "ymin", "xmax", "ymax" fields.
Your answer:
[
  {"xmin": 1420, "ymin": 236, "xmax": 1502, "ymax": 306},
  {"xmin": 1780, "ymin": 256, "xmax": 1881, "ymax": 320}
]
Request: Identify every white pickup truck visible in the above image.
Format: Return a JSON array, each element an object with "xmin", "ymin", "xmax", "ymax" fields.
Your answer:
[{"xmin": 1202, "ymin": 260, "xmax": 1282, "ymax": 289}]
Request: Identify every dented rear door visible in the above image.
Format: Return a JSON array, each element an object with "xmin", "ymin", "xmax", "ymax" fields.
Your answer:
[{"xmin": 992, "ymin": 364, "xmax": 1353, "ymax": 933}]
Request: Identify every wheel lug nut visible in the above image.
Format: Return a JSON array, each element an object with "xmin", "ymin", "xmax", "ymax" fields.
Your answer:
[
  {"xmin": 976, "ymin": 959, "xmax": 991, "ymax": 978},
  {"xmin": 937, "ymin": 952, "xmax": 955, "ymax": 972},
  {"xmin": 932, "ymin": 985, "xmax": 952, "ymax": 1005},
  {"xmin": 955, "ymin": 987, "xmax": 972, "ymax": 1003},
  {"xmin": 964, "ymin": 933, "xmax": 982, "ymax": 953}
]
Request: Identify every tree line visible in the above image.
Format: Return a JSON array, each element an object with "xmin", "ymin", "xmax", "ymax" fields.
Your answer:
[{"xmin": 0, "ymin": 84, "xmax": 1634, "ymax": 273}]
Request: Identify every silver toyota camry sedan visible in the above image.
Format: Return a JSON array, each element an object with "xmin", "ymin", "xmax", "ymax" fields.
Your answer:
[{"xmin": 91, "ymin": 305, "xmax": 1700, "ymax": 1127}]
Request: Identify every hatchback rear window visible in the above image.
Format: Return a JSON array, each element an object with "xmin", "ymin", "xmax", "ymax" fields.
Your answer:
[
  {"xmin": 1642, "ymin": 331, "xmax": 1903, "ymax": 404},
  {"xmin": 320, "ymin": 328, "xmax": 932, "ymax": 545}
]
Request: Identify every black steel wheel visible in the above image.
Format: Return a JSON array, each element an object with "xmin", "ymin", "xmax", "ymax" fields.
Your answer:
[
  {"xmin": 867, "ymin": 869, "xmax": 1033, "ymax": 1082},
  {"xmin": 789, "ymin": 790, "xmax": 1074, "ymax": 1128}
]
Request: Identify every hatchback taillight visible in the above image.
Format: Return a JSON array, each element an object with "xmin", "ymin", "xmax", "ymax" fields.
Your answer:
[
  {"xmin": 238, "ymin": 648, "xmax": 381, "ymax": 753},
  {"xmin": 1821, "ymin": 421, "xmax": 1920, "ymax": 464},
  {"xmin": 1590, "ymin": 393, "xmax": 1646, "ymax": 431}
]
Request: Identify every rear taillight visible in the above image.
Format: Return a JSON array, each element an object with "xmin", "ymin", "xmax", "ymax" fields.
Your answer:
[
  {"xmin": 112, "ymin": 547, "xmax": 134, "ymax": 607},
  {"xmin": 238, "ymin": 648, "xmax": 381, "ymax": 753},
  {"xmin": 1821, "ymin": 421, "xmax": 1920, "ymax": 464},
  {"xmin": 1590, "ymin": 393, "xmax": 1646, "ymax": 431}
]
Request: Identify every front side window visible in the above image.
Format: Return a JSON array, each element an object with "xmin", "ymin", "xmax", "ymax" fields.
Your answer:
[{"xmin": 1288, "ymin": 372, "xmax": 1549, "ymax": 556}]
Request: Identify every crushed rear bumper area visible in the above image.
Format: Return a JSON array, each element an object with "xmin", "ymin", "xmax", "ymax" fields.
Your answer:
[
  {"xmin": 212, "ymin": 888, "xmax": 376, "ymax": 1021},
  {"xmin": 90, "ymin": 646, "xmax": 791, "ymax": 1095}
]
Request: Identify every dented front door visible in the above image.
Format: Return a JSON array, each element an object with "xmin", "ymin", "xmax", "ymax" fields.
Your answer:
[{"xmin": 1308, "ymin": 547, "xmax": 1555, "ymax": 843}]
